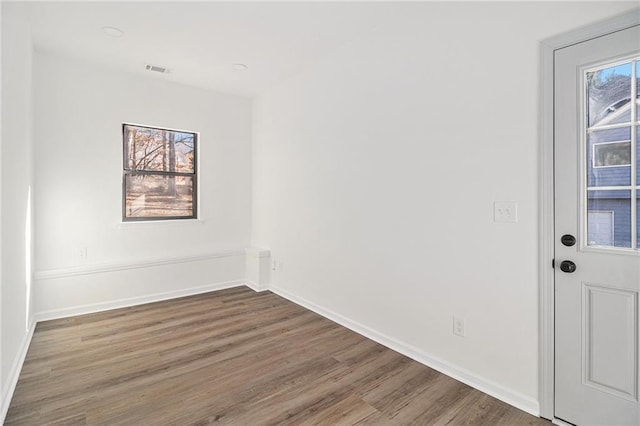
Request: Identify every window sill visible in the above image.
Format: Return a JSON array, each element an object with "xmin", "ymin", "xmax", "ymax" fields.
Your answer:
[{"xmin": 116, "ymin": 219, "xmax": 205, "ymax": 230}]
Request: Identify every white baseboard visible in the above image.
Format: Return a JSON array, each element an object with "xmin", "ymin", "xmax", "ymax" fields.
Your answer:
[
  {"xmin": 552, "ymin": 418, "xmax": 575, "ymax": 426},
  {"xmin": 35, "ymin": 279, "xmax": 246, "ymax": 322},
  {"xmin": 270, "ymin": 284, "xmax": 540, "ymax": 418},
  {"xmin": 1, "ymin": 318, "xmax": 36, "ymax": 424},
  {"xmin": 245, "ymin": 280, "xmax": 269, "ymax": 292}
]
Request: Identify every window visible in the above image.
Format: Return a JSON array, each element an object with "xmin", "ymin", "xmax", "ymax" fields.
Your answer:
[
  {"xmin": 123, "ymin": 124, "xmax": 197, "ymax": 221},
  {"xmin": 592, "ymin": 140, "xmax": 631, "ymax": 168},
  {"xmin": 585, "ymin": 58, "xmax": 639, "ymax": 249}
]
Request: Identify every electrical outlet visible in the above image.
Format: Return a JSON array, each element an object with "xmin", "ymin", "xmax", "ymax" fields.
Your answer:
[
  {"xmin": 453, "ymin": 316, "xmax": 465, "ymax": 337},
  {"xmin": 74, "ymin": 247, "xmax": 88, "ymax": 264},
  {"xmin": 494, "ymin": 201, "xmax": 518, "ymax": 223}
]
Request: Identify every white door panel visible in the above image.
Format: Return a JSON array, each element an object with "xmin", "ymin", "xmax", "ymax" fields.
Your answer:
[{"xmin": 555, "ymin": 25, "xmax": 640, "ymax": 426}]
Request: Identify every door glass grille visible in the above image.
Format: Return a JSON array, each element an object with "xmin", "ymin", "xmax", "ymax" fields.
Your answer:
[{"xmin": 585, "ymin": 58, "xmax": 639, "ymax": 250}]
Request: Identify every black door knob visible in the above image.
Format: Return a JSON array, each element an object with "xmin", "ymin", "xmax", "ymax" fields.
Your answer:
[
  {"xmin": 560, "ymin": 260, "xmax": 576, "ymax": 273},
  {"xmin": 561, "ymin": 234, "xmax": 576, "ymax": 247}
]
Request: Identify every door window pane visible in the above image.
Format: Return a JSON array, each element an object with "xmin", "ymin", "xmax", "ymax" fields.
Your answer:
[
  {"xmin": 587, "ymin": 190, "xmax": 632, "ymax": 248},
  {"xmin": 637, "ymin": 197, "xmax": 640, "ymax": 248},
  {"xmin": 637, "ymin": 126, "xmax": 640, "ymax": 184},
  {"xmin": 636, "ymin": 61, "xmax": 639, "ymax": 121},
  {"xmin": 587, "ymin": 63, "xmax": 632, "ymax": 127},
  {"xmin": 604, "ymin": 108, "xmax": 632, "ymax": 126},
  {"xmin": 587, "ymin": 128, "xmax": 631, "ymax": 187}
]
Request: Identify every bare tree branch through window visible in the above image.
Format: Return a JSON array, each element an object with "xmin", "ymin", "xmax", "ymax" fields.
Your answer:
[{"xmin": 123, "ymin": 124, "xmax": 197, "ymax": 221}]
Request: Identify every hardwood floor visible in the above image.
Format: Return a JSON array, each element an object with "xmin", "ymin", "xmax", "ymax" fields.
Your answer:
[{"xmin": 6, "ymin": 287, "xmax": 549, "ymax": 425}]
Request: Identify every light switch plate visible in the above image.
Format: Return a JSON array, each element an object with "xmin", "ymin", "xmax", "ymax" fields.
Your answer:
[{"xmin": 494, "ymin": 201, "xmax": 518, "ymax": 223}]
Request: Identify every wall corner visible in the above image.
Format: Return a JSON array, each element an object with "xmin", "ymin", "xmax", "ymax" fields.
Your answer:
[{"xmin": 245, "ymin": 247, "xmax": 270, "ymax": 291}]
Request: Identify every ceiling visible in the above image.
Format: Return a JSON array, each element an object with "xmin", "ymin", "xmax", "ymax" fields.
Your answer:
[{"xmin": 24, "ymin": 1, "xmax": 397, "ymax": 98}]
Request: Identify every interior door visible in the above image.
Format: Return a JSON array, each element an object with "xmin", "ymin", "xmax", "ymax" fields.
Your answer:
[{"xmin": 555, "ymin": 25, "xmax": 640, "ymax": 426}]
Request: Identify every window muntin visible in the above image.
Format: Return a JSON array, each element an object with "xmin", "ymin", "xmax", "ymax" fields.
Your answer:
[{"xmin": 123, "ymin": 124, "xmax": 197, "ymax": 221}]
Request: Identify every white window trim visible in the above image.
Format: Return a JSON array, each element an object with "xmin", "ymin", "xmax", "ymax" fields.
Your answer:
[{"xmin": 116, "ymin": 218, "xmax": 205, "ymax": 230}]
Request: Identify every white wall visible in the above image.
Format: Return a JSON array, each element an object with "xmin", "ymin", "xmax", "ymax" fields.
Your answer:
[
  {"xmin": 1, "ymin": 1, "xmax": 34, "ymax": 417},
  {"xmin": 32, "ymin": 50, "xmax": 252, "ymax": 316},
  {"xmin": 252, "ymin": 2, "xmax": 638, "ymax": 414}
]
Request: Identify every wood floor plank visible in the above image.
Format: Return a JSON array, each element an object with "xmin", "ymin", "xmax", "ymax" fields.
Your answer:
[{"xmin": 5, "ymin": 287, "xmax": 550, "ymax": 425}]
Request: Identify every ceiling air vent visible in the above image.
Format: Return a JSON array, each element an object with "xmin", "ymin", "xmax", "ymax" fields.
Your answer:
[{"xmin": 145, "ymin": 64, "xmax": 168, "ymax": 74}]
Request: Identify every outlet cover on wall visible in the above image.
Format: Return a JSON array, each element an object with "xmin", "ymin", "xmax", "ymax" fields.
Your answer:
[
  {"xmin": 73, "ymin": 247, "xmax": 88, "ymax": 264},
  {"xmin": 494, "ymin": 201, "xmax": 518, "ymax": 223},
  {"xmin": 453, "ymin": 316, "xmax": 465, "ymax": 337}
]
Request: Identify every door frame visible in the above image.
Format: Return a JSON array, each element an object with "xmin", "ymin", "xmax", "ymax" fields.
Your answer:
[{"xmin": 538, "ymin": 8, "xmax": 640, "ymax": 420}]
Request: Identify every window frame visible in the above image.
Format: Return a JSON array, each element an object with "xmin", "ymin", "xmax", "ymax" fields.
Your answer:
[{"xmin": 122, "ymin": 123, "xmax": 198, "ymax": 222}]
